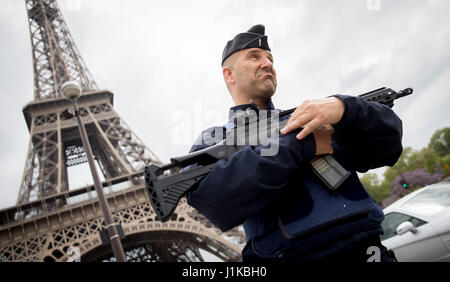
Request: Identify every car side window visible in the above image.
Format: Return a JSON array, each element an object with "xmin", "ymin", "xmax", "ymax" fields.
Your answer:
[{"xmin": 380, "ymin": 212, "xmax": 427, "ymax": 241}]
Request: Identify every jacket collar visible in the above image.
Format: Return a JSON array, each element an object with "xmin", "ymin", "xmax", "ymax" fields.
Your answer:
[{"xmin": 226, "ymin": 99, "xmax": 279, "ymax": 128}]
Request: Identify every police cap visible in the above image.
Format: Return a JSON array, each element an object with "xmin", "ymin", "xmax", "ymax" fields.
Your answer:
[{"xmin": 221, "ymin": 24, "xmax": 271, "ymax": 66}]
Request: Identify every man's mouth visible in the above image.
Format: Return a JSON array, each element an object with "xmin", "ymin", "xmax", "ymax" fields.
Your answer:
[{"xmin": 259, "ymin": 73, "xmax": 274, "ymax": 80}]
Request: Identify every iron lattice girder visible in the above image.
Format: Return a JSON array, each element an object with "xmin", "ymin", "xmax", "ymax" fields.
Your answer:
[
  {"xmin": 65, "ymin": 145, "xmax": 88, "ymax": 167},
  {"xmin": 91, "ymin": 231, "xmax": 239, "ymax": 262},
  {"xmin": 8, "ymin": 0, "xmax": 246, "ymax": 262},
  {"xmin": 25, "ymin": 0, "xmax": 98, "ymax": 100},
  {"xmin": 0, "ymin": 178, "xmax": 244, "ymax": 262},
  {"xmin": 18, "ymin": 91, "xmax": 162, "ymax": 204}
]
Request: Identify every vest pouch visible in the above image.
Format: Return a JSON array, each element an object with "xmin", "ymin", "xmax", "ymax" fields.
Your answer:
[{"xmin": 276, "ymin": 172, "xmax": 377, "ymax": 239}]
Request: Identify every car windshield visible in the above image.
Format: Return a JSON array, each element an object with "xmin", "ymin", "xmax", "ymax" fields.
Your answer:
[{"xmin": 400, "ymin": 184, "xmax": 450, "ymax": 217}]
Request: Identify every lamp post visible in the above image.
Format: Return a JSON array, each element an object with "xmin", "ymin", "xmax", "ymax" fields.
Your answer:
[{"xmin": 61, "ymin": 81, "xmax": 127, "ymax": 262}]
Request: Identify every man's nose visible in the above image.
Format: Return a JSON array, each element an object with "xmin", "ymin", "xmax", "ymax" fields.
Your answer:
[{"xmin": 260, "ymin": 57, "xmax": 273, "ymax": 71}]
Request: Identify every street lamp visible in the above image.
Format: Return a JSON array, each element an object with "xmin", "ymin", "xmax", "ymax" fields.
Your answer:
[{"xmin": 61, "ymin": 81, "xmax": 127, "ymax": 262}]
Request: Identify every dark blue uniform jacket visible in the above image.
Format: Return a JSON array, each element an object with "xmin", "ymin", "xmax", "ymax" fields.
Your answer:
[{"xmin": 186, "ymin": 94, "xmax": 403, "ymax": 259}]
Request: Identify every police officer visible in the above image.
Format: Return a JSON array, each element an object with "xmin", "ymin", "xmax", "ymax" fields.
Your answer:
[{"xmin": 186, "ymin": 25, "xmax": 401, "ymax": 262}]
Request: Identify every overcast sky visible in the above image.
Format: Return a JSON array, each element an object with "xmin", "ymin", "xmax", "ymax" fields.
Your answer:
[{"xmin": 0, "ymin": 0, "xmax": 449, "ymax": 209}]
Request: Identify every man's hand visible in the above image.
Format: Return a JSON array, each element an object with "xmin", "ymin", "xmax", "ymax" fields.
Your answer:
[
  {"xmin": 280, "ymin": 97, "xmax": 345, "ymax": 140},
  {"xmin": 313, "ymin": 125, "xmax": 334, "ymax": 156}
]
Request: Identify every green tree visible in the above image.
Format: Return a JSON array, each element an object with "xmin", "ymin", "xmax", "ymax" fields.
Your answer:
[
  {"xmin": 381, "ymin": 147, "xmax": 413, "ymax": 189},
  {"xmin": 360, "ymin": 172, "xmax": 380, "ymax": 188},
  {"xmin": 407, "ymin": 147, "xmax": 441, "ymax": 173},
  {"xmin": 359, "ymin": 127, "xmax": 450, "ymax": 206},
  {"xmin": 438, "ymin": 154, "xmax": 450, "ymax": 173},
  {"xmin": 428, "ymin": 127, "xmax": 450, "ymax": 157},
  {"xmin": 360, "ymin": 173, "xmax": 390, "ymax": 205},
  {"xmin": 382, "ymin": 145, "xmax": 443, "ymax": 186}
]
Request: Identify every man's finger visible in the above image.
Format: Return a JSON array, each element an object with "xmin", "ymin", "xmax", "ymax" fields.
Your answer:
[
  {"xmin": 281, "ymin": 118, "xmax": 300, "ymax": 134},
  {"xmin": 323, "ymin": 124, "xmax": 334, "ymax": 133},
  {"xmin": 286, "ymin": 105, "xmax": 307, "ymax": 124},
  {"xmin": 296, "ymin": 118, "xmax": 321, "ymax": 140},
  {"xmin": 316, "ymin": 124, "xmax": 334, "ymax": 133},
  {"xmin": 281, "ymin": 109, "xmax": 300, "ymax": 133},
  {"xmin": 281, "ymin": 113, "xmax": 312, "ymax": 134},
  {"xmin": 283, "ymin": 103, "xmax": 307, "ymax": 127}
]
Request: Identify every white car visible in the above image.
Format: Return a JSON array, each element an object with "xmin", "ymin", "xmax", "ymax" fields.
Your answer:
[{"xmin": 380, "ymin": 182, "xmax": 450, "ymax": 262}]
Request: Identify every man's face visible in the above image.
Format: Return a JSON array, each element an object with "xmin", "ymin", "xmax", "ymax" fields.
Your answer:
[{"xmin": 230, "ymin": 48, "xmax": 277, "ymax": 100}]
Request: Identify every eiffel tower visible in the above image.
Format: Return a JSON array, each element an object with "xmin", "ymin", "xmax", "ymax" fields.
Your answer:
[{"xmin": 0, "ymin": 0, "xmax": 243, "ymax": 262}]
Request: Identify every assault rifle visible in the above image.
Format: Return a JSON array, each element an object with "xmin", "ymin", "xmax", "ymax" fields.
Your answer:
[{"xmin": 145, "ymin": 87, "xmax": 413, "ymax": 221}]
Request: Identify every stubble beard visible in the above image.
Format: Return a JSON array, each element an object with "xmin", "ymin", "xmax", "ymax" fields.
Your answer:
[{"xmin": 251, "ymin": 77, "xmax": 276, "ymax": 101}]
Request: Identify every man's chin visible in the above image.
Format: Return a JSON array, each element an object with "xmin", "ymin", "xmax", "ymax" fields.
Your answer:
[
  {"xmin": 261, "ymin": 81, "xmax": 276, "ymax": 96},
  {"xmin": 258, "ymin": 87, "xmax": 276, "ymax": 100}
]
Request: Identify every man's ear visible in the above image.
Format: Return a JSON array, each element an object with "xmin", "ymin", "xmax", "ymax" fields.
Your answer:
[{"xmin": 222, "ymin": 67, "xmax": 234, "ymax": 85}]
